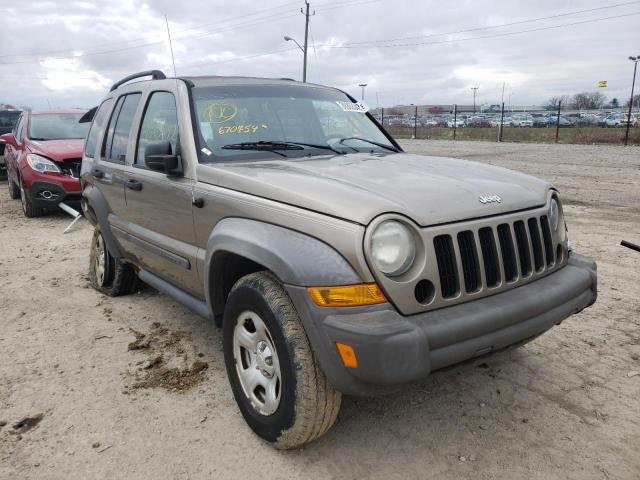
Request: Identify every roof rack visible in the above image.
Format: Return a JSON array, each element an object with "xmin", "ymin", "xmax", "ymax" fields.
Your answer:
[{"xmin": 110, "ymin": 70, "xmax": 166, "ymax": 92}]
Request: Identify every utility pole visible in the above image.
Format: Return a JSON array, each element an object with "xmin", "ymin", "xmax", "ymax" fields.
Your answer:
[
  {"xmin": 302, "ymin": 1, "xmax": 312, "ymax": 83},
  {"xmin": 471, "ymin": 86, "xmax": 479, "ymax": 113},
  {"xmin": 624, "ymin": 55, "xmax": 639, "ymax": 146}
]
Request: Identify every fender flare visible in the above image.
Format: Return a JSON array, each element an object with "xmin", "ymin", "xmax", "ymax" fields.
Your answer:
[{"xmin": 204, "ymin": 218, "xmax": 362, "ymax": 315}]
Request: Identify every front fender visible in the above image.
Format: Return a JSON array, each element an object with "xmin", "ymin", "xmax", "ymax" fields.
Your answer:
[
  {"xmin": 204, "ymin": 218, "xmax": 362, "ymax": 313},
  {"xmin": 82, "ymin": 183, "xmax": 123, "ymax": 259}
]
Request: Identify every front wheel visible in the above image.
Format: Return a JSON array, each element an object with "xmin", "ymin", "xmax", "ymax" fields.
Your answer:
[
  {"xmin": 7, "ymin": 174, "xmax": 20, "ymax": 199},
  {"xmin": 222, "ymin": 272, "xmax": 341, "ymax": 449},
  {"xmin": 19, "ymin": 178, "xmax": 44, "ymax": 218}
]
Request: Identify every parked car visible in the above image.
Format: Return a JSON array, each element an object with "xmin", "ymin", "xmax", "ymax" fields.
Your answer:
[
  {"xmin": 82, "ymin": 70, "xmax": 597, "ymax": 449},
  {"xmin": 531, "ymin": 113, "xmax": 549, "ymax": 127},
  {"xmin": 512, "ymin": 115, "xmax": 534, "ymax": 127},
  {"xmin": 466, "ymin": 116, "xmax": 491, "ymax": 128},
  {"xmin": 0, "ymin": 109, "xmax": 21, "ymax": 177},
  {"xmin": 547, "ymin": 115, "xmax": 574, "ymax": 127},
  {"xmin": 446, "ymin": 117, "xmax": 465, "ymax": 128},
  {"xmin": 1, "ymin": 109, "xmax": 89, "ymax": 217}
]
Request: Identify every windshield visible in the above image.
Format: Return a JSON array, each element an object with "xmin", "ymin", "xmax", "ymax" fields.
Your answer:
[
  {"xmin": 0, "ymin": 111, "xmax": 20, "ymax": 128},
  {"xmin": 29, "ymin": 113, "xmax": 89, "ymax": 140},
  {"xmin": 192, "ymin": 84, "xmax": 395, "ymax": 161}
]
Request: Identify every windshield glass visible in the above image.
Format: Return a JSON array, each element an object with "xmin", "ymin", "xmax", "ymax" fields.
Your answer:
[
  {"xmin": 0, "ymin": 110, "xmax": 20, "ymax": 128},
  {"xmin": 29, "ymin": 113, "xmax": 89, "ymax": 140},
  {"xmin": 192, "ymin": 84, "xmax": 395, "ymax": 161}
]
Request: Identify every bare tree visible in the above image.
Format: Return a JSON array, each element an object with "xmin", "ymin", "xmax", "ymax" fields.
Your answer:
[
  {"xmin": 546, "ymin": 95, "xmax": 570, "ymax": 110},
  {"xmin": 624, "ymin": 94, "xmax": 640, "ymax": 109},
  {"xmin": 572, "ymin": 92, "xmax": 607, "ymax": 110}
]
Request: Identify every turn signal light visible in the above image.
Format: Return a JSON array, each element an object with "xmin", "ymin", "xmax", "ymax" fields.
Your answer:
[
  {"xmin": 336, "ymin": 342, "xmax": 358, "ymax": 368},
  {"xmin": 307, "ymin": 283, "xmax": 387, "ymax": 307}
]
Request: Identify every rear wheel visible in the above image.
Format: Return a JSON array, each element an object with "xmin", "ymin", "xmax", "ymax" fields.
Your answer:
[
  {"xmin": 19, "ymin": 178, "xmax": 45, "ymax": 218},
  {"xmin": 89, "ymin": 226, "xmax": 137, "ymax": 296},
  {"xmin": 223, "ymin": 272, "xmax": 341, "ymax": 449},
  {"xmin": 7, "ymin": 174, "xmax": 20, "ymax": 200}
]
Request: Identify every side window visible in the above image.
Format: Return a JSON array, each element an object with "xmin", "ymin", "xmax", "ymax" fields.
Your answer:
[
  {"xmin": 136, "ymin": 91, "xmax": 179, "ymax": 166},
  {"xmin": 84, "ymin": 98, "xmax": 114, "ymax": 158},
  {"xmin": 101, "ymin": 93, "xmax": 141, "ymax": 163}
]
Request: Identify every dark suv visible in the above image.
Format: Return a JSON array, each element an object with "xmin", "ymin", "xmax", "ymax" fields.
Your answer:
[
  {"xmin": 1, "ymin": 109, "xmax": 89, "ymax": 217},
  {"xmin": 0, "ymin": 109, "xmax": 21, "ymax": 176},
  {"xmin": 81, "ymin": 70, "xmax": 597, "ymax": 449}
]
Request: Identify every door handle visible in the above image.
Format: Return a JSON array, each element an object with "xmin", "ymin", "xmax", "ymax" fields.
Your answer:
[
  {"xmin": 92, "ymin": 168, "xmax": 104, "ymax": 179},
  {"xmin": 126, "ymin": 179, "xmax": 142, "ymax": 191}
]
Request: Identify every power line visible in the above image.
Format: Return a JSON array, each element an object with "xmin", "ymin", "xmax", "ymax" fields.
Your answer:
[
  {"xmin": 317, "ymin": 11, "xmax": 640, "ymax": 49},
  {"xmin": 336, "ymin": 0, "xmax": 640, "ymax": 46}
]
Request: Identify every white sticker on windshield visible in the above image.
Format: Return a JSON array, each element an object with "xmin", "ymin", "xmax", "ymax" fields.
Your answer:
[
  {"xmin": 336, "ymin": 101, "xmax": 369, "ymax": 113},
  {"xmin": 201, "ymin": 147, "xmax": 212, "ymax": 156}
]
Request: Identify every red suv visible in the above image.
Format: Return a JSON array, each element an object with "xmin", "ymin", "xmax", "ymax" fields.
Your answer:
[{"xmin": 1, "ymin": 109, "xmax": 89, "ymax": 217}]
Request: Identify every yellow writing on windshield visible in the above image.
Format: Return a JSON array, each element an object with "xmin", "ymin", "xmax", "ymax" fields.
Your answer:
[
  {"xmin": 218, "ymin": 124, "xmax": 268, "ymax": 135},
  {"xmin": 206, "ymin": 102, "xmax": 238, "ymax": 124}
]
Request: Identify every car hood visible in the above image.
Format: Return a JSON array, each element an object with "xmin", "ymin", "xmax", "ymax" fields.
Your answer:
[
  {"xmin": 199, "ymin": 152, "xmax": 551, "ymax": 226},
  {"xmin": 27, "ymin": 139, "xmax": 84, "ymax": 162}
]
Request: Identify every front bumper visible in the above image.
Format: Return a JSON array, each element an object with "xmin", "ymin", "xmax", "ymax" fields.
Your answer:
[
  {"xmin": 20, "ymin": 166, "xmax": 81, "ymax": 208},
  {"xmin": 288, "ymin": 253, "xmax": 597, "ymax": 396}
]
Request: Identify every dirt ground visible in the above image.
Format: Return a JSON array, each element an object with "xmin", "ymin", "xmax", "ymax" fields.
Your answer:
[{"xmin": 1, "ymin": 140, "xmax": 639, "ymax": 480}]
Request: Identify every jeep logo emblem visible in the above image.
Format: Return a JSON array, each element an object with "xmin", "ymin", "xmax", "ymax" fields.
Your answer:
[{"xmin": 479, "ymin": 195, "xmax": 502, "ymax": 204}]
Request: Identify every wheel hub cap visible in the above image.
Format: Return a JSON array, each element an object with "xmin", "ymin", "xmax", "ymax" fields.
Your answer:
[{"xmin": 232, "ymin": 311, "xmax": 282, "ymax": 416}]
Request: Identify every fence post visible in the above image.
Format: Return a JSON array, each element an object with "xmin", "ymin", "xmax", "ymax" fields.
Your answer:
[
  {"xmin": 499, "ymin": 102, "xmax": 504, "ymax": 142},
  {"xmin": 555, "ymin": 100, "xmax": 562, "ymax": 143},
  {"xmin": 381, "ymin": 107, "xmax": 384, "ymax": 127},
  {"xmin": 414, "ymin": 105, "xmax": 418, "ymax": 139},
  {"xmin": 453, "ymin": 104, "xmax": 457, "ymax": 140}
]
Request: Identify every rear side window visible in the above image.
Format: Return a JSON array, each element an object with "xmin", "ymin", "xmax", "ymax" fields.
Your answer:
[
  {"xmin": 85, "ymin": 99, "xmax": 114, "ymax": 158},
  {"xmin": 136, "ymin": 91, "xmax": 179, "ymax": 166},
  {"xmin": 102, "ymin": 93, "xmax": 141, "ymax": 163}
]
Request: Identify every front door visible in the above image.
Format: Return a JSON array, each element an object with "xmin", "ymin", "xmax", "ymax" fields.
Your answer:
[{"xmin": 121, "ymin": 90, "xmax": 200, "ymax": 297}]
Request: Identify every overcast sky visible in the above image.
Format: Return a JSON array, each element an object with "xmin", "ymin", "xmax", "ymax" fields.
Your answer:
[{"xmin": 0, "ymin": 0, "xmax": 638, "ymax": 109}]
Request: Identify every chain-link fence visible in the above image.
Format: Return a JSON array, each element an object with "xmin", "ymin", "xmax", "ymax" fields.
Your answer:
[{"xmin": 370, "ymin": 104, "xmax": 640, "ymax": 145}]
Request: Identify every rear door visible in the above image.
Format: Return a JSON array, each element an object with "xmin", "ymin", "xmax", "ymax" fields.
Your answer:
[
  {"xmin": 93, "ymin": 92, "xmax": 142, "ymax": 223},
  {"xmin": 121, "ymin": 88, "xmax": 200, "ymax": 296}
]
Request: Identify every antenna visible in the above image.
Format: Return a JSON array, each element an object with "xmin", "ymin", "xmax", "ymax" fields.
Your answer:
[{"xmin": 165, "ymin": 15, "xmax": 177, "ymax": 77}]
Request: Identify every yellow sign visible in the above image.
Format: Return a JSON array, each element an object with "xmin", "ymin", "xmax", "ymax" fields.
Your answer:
[{"xmin": 598, "ymin": 81, "xmax": 607, "ymax": 88}]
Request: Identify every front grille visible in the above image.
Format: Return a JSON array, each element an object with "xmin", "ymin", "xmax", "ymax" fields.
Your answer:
[
  {"xmin": 433, "ymin": 235, "xmax": 458, "ymax": 298},
  {"xmin": 457, "ymin": 231, "xmax": 480, "ymax": 292},
  {"xmin": 432, "ymin": 214, "xmax": 562, "ymax": 301},
  {"xmin": 61, "ymin": 158, "xmax": 82, "ymax": 178}
]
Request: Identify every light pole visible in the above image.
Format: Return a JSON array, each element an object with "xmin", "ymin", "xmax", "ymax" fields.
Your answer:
[
  {"xmin": 625, "ymin": 55, "xmax": 639, "ymax": 146},
  {"xmin": 471, "ymin": 86, "xmax": 479, "ymax": 114},
  {"xmin": 359, "ymin": 83, "xmax": 367, "ymax": 101},
  {"xmin": 284, "ymin": 36, "xmax": 306, "ymax": 82}
]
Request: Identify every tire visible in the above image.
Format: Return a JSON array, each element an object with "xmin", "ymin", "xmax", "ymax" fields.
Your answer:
[
  {"xmin": 222, "ymin": 271, "xmax": 341, "ymax": 450},
  {"xmin": 19, "ymin": 177, "xmax": 45, "ymax": 218},
  {"xmin": 89, "ymin": 226, "xmax": 137, "ymax": 296},
  {"xmin": 7, "ymin": 174, "xmax": 20, "ymax": 200}
]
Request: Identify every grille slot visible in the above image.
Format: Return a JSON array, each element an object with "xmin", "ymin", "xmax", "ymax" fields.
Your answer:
[
  {"xmin": 62, "ymin": 158, "xmax": 82, "ymax": 178},
  {"xmin": 457, "ymin": 231, "xmax": 481, "ymax": 292},
  {"xmin": 478, "ymin": 227, "xmax": 500, "ymax": 287},
  {"xmin": 433, "ymin": 235, "xmax": 459, "ymax": 298},
  {"xmin": 514, "ymin": 221, "xmax": 532, "ymax": 277},
  {"xmin": 497, "ymin": 224, "xmax": 518, "ymax": 282},
  {"xmin": 540, "ymin": 215, "xmax": 555, "ymax": 267},
  {"xmin": 527, "ymin": 218, "xmax": 545, "ymax": 271}
]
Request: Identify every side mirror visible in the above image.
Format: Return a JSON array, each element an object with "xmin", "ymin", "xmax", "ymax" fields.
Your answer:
[
  {"xmin": 0, "ymin": 132, "xmax": 16, "ymax": 147},
  {"xmin": 144, "ymin": 140, "xmax": 182, "ymax": 176}
]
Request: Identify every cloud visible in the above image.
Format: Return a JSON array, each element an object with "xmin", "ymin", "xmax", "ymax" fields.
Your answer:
[{"xmin": 0, "ymin": 0, "xmax": 638, "ymax": 108}]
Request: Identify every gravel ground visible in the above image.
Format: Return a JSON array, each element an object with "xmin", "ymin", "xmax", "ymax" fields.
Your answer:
[{"xmin": 1, "ymin": 140, "xmax": 639, "ymax": 480}]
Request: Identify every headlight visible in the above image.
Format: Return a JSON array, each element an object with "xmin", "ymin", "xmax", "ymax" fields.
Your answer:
[
  {"xmin": 370, "ymin": 220, "xmax": 416, "ymax": 276},
  {"xmin": 549, "ymin": 198, "xmax": 560, "ymax": 231},
  {"xmin": 26, "ymin": 153, "xmax": 61, "ymax": 173}
]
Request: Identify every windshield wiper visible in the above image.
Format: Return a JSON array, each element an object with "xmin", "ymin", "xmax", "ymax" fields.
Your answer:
[
  {"xmin": 337, "ymin": 137, "xmax": 399, "ymax": 152},
  {"xmin": 221, "ymin": 140, "xmax": 343, "ymax": 156}
]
